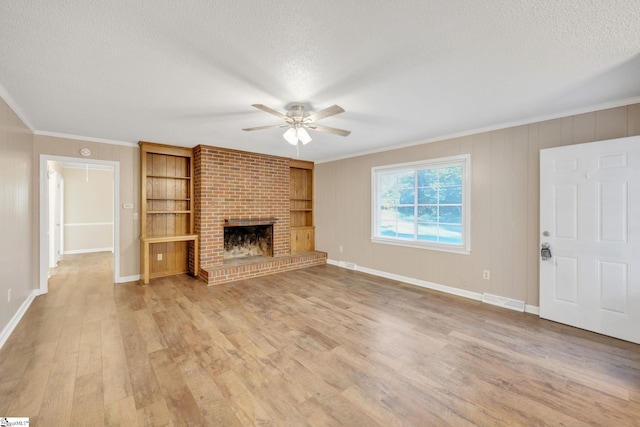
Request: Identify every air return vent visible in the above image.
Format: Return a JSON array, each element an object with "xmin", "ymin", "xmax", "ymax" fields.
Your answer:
[
  {"xmin": 338, "ymin": 261, "xmax": 357, "ymax": 270},
  {"xmin": 482, "ymin": 293, "xmax": 525, "ymax": 312}
]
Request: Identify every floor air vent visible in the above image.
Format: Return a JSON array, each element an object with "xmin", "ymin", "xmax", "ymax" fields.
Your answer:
[
  {"xmin": 482, "ymin": 293, "xmax": 525, "ymax": 312},
  {"xmin": 338, "ymin": 261, "xmax": 357, "ymax": 270}
]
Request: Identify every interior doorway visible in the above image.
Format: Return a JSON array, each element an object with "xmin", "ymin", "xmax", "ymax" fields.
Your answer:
[{"xmin": 39, "ymin": 154, "xmax": 120, "ymax": 294}]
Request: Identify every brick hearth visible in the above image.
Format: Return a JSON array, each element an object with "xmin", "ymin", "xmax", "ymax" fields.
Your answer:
[
  {"xmin": 193, "ymin": 145, "xmax": 326, "ymax": 285},
  {"xmin": 200, "ymin": 251, "xmax": 328, "ymax": 285}
]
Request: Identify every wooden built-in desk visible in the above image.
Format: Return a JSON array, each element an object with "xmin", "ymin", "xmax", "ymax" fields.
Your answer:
[{"xmin": 140, "ymin": 234, "xmax": 199, "ymax": 285}]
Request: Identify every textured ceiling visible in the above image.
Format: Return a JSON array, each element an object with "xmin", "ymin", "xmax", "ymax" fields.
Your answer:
[{"xmin": 1, "ymin": 1, "xmax": 639, "ymax": 162}]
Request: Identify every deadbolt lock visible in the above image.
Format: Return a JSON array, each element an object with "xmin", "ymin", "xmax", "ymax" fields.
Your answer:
[{"xmin": 541, "ymin": 242, "xmax": 552, "ymax": 261}]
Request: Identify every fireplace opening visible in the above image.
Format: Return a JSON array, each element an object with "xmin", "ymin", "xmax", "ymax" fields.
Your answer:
[{"xmin": 223, "ymin": 224, "xmax": 273, "ymax": 260}]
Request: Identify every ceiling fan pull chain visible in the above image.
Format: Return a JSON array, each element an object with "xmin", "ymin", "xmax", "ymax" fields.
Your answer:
[{"xmin": 296, "ymin": 144, "xmax": 300, "ymax": 158}]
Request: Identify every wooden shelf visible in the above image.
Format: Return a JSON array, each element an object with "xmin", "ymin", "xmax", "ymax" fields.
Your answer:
[
  {"xmin": 146, "ymin": 175, "xmax": 191, "ymax": 180},
  {"xmin": 141, "ymin": 234, "xmax": 199, "ymax": 243},
  {"xmin": 139, "ymin": 141, "xmax": 197, "ymax": 285},
  {"xmin": 147, "ymin": 210, "xmax": 192, "ymax": 214}
]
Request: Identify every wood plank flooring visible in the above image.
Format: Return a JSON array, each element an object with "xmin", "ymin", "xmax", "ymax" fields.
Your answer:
[{"xmin": 1, "ymin": 252, "xmax": 639, "ymax": 426}]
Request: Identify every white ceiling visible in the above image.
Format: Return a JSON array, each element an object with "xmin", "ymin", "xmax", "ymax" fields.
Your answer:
[{"xmin": 1, "ymin": 1, "xmax": 639, "ymax": 162}]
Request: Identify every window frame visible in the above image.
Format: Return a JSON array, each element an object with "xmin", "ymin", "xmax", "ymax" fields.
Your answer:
[{"xmin": 371, "ymin": 154, "xmax": 471, "ymax": 255}]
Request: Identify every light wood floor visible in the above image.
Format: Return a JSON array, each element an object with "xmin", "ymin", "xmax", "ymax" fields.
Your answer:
[{"xmin": 1, "ymin": 253, "xmax": 639, "ymax": 426}]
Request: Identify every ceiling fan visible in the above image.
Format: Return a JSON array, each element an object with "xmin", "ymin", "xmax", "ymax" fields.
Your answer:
[{"xmin": 242, "ymin": 104, "xmax": 351, "ymax": 146}]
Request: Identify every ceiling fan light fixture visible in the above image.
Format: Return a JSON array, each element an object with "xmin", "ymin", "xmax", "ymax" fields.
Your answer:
[
  {"xmin": 283, "ymin": 127, "xmax": 298, "ymax": 145},
  {"xmin": 298, "ymin": 127, "xmax": 312, "ymax": 145}
]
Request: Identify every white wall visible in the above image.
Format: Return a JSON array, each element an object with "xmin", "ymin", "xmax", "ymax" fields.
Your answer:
[{"xmin": 63, "ymin": 166, "xmax": 114, "ymax": 254}]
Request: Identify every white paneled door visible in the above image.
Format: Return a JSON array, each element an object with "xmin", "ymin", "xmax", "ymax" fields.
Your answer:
[{"xmin": 540, "ymin": 136, "xmax": 640, "ymax": 344}]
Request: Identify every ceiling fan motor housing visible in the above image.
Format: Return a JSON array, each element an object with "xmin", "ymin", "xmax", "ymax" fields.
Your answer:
[{"xmin": 286, "ymin": 105, "xmax": 308, "ymax": 122}]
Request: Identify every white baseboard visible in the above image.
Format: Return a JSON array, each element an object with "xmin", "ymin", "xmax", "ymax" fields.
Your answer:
[
  {"xmin": 0, "ymin": 290, "xmax": 39, "ymax": 350},
  {"xmin": 327, "ymin": 259, "xmax": 540, "ymax": 315},
  {"xmin": 116, "ymin": 274, "xmax": 140, "ymax": 284},
  {"xmin": 64, "ymin": 247, "xmax": 114, "ymax": 255},
  {"xmin": 328, "ymin": 259, "xmax": 482, "ymax": 301}
]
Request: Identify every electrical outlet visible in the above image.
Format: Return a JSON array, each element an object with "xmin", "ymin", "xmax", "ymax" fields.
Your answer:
[
  {"xmin": 339, "ymin": 245, "xmax": 343, "ymax": 253},
  {"xmin": 157, "ymin": 254, "xmax": 163, "ymax": 261},
  {"xmin": 8, "ymin": 288, "xmax": 11, "ymax": 302},
  {"xmin": 483, "ymin": 270, "xmax": 491, "ymax": 280}
]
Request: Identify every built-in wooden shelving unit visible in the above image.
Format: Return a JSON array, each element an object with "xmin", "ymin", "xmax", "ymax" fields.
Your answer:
[
  {"xmin": 289, "ymin": 159, "xmax": 315, "ymax": 253},
  {"xmin": 139, "ymin": 141, "xmax": 198, "ymax": 284}
]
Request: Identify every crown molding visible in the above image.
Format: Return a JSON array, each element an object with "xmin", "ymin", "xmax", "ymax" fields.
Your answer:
[
  {"xmin": 0, "ymin": 82, "xmax": 36, "ymax": 133},
  {"xmin": 0, "ymin": 85, "xmax": 136, "ymax": 147},
  {"xmin": 34, "ymin": 130, "xmax": 138, "ymax": 147},
  {"xmin": 316, "ymin": 95, "xmax": 640, "ymax": 164}
]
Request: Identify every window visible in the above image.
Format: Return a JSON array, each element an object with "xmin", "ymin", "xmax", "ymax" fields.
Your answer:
[{"xmin": 372, "ymin": 154, "xmax": 470, "ymax": 254}]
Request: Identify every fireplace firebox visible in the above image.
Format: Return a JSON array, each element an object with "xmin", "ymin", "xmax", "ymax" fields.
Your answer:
[{"xmin": 223, "ymin": 224, "xmax": 273, "ymax": 260}]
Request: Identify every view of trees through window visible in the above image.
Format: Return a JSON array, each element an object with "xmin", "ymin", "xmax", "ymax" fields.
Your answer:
[{"xmin": 377, "ymin": 165, "xmax": 463, "ymax": 244}]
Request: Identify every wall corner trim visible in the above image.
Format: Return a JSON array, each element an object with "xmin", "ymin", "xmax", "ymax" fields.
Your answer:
[{"xmin": 0, "ymin": 290, "xmax": 39, "ymax": 350}]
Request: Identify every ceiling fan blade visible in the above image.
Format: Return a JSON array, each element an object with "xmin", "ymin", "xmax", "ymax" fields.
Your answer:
[
  {"xmin": 306, "ymin": 104, "xmax": 345, "ymax": 122},
  {"xmin": 307, "ymin": 124, "xmax": 351, "ymax": 137},
  {"xmin": 242, "ymin": 124, "xmax": 288, "ymax": 131},
  {"xmin": 251, "ymin": 104, "xmax": 290, "ymax": 121}
]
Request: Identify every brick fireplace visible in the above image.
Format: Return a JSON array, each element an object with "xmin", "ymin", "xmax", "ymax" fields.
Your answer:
[{"xmin": 193, "ymin": 145, "xmax": 326, "ymax": 285}]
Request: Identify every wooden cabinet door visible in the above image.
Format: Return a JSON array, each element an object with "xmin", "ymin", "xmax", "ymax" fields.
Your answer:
[
  {"xmin": 290, "ymin": 230, "xmax": 302, "ymax": 253},
  {"xmin": 304, "ymin": 228, "xmax": 314, "ymax": 252},
  {"xmin": 291, "ymin": 227, "xmax": 315, "ymax": 253}
]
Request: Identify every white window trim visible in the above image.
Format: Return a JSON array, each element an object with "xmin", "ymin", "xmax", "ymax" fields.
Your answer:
[{"xmin": 371, "ymin": 154, "xmax": 471, "ymax": 255}]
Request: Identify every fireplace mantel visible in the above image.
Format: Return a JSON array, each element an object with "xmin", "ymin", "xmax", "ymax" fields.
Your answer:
[{"xmin": 224, "ymin": 218, "xmax": 278, "ymax": 226}]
